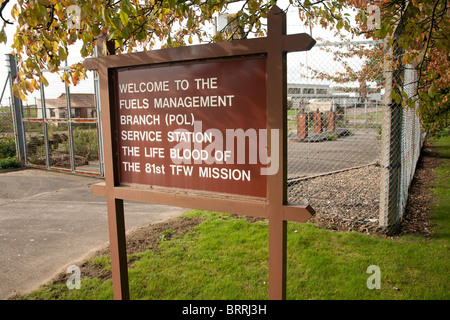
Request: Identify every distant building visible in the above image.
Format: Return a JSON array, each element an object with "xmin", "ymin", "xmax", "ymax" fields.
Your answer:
[
  {"xmin": 287, "ymin": 83, "xmax": 382, "ymax": 112},
  {"xmin": 288, "ymin": 83, "xmax": 330, "ymax": 98},
  {"xmin": 37, "ymin": 93, "xmax": 96, "ymax": 119}
]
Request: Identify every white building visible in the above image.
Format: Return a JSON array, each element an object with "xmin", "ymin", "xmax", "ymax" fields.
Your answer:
[{"xmin": 37, "ymin": 93, "xmax": 96, "ymax": 119}]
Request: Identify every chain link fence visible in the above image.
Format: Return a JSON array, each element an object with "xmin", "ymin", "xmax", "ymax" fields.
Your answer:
[
  {"xmin": 1, "ymin": 37, "xmax": 425, "ymax": 234},
  {"xmin": 0, "ymin": 56, "xmax": 14, "ymax": 135},
  {"xmin": 22, "ymin": 66, "xmax": 102, "ymax": 175},
  {"xmin": 0, "ymin": 56, "xmax": 18, "ymax": 164},
  {"xmin": 1, "ymin": 53, "xmax": 103, "ymax": 175},
  {"xmin": 286, "ymin": 41, "xmax": 425, "ymax": 234}
]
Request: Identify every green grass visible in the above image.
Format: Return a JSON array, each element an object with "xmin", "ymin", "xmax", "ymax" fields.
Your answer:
[
  {"xmin": 429, "ymin": 135, "xmax": 450, "ymax": 239},
  {"xmin": 353, "ymin": 111, "xmax": 383, "ymax": 123},
  {"xmin": 15, "ymin": 136, "xmax": 450, "ymax": 300}
]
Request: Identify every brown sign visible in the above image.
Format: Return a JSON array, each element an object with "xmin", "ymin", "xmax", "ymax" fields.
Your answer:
[
  {"xmin": 85, "ymin": 5, "xmax": 316, "ymax": 301},
  {"xmin": 114, "ymin": 57, "xmax": 269, "ymax": 198}
]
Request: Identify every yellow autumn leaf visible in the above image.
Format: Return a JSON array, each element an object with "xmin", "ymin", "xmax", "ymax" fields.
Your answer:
[
  {"xmin": 11, "ymin": 4, "xmax": 19, "ymax": 19},
  {"xmin": 24, "ymin": 80, "xmax": 34, "ymax": 92},
  {"xmin": 72, "ymin": 72, "xmax": 80, "ymax": 86},
  {"xmin": 12, "ymin": 84, "xmax": 27, "ymax": 101},
  {"xmin": 40, "ymin": 76, "xmax": 49, "ymax": 87},
  {"xmin": 31, "ymin": 79, "xmax": 40, "ymax": 90},
  {"xmin": 53, "ymin": 41, "xmax": 59, "ymax": 53}
]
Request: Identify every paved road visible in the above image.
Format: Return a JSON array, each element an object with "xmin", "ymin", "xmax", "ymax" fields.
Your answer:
[
  {"xmin": 0, "ymin": 169, "xmax": 187, "ymax": 299},
  {"xmin": 287, "ymin": 129, "xmax": 380, "ymax": 179}
]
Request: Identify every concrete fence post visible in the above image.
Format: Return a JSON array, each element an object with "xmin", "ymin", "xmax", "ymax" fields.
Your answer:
[{"xmin": 379, "ymin": 44, "xmax": 403, "ymax": 235}]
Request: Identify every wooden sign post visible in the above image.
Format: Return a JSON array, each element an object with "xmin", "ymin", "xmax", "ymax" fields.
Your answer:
[{"xmin": 84, "ymin": 5, "xmax": 315, "ymax": 300}]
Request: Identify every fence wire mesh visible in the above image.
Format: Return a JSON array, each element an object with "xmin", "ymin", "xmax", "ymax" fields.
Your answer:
[
  {"xmin": 0, "ymin": 56, "xmax": 14, "ymax": 136},
  {"xmin": 22, "ymin": 68, "xmax": 102, "ymax": 174},
  {"xmin": 402, "ymin": 69, "xmax": 425, "ymax": 205},
  {"xmin": 286, "ymin": 41, "xmax": 425, "ymax": 233},
  {"xmin": 1, "ymin": 37, "xmax": 426, "ymax": 234},
  {"xmin": 1, "ymin": 53, "xmax": 103, "ymax": 175}
]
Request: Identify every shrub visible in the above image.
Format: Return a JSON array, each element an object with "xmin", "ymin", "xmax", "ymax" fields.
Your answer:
[
  {"xmin": 0, "ymin": 157, "xmax": 20, "ymax": 170},
  {"xmin": 72, "ymin": 128, "xmax": 99, "ymax": 160},
  {"xmin": 0, "ymin": 136, "xmax": 17, "ymax": 158}
]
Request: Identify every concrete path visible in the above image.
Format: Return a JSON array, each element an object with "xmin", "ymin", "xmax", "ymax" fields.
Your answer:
[{"xmin": 0, "ymin": 169, "xmax": 188, "ymax": 299}]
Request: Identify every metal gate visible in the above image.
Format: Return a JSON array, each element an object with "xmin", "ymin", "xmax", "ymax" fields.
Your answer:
[{"xmin": 5, "ymin": 54, "xmax": 104, "ymax": 177}]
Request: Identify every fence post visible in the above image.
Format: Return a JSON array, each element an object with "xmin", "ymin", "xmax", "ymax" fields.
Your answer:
[
  {"xmin": 93, "ymin": 46, "xmax": 105, "ymax": 176},
  {"xmin": 379, "ymin": 44, "xmax": 403, "ymax": 235},
  {"xmin": 6, "ymin": 54, "xmax": 26, "ymax": 165},
  {"xmin": 364, "ymin": 99, "xmax": 368, "ymax": 127},
  {"xmin": 64, "ymin": 60, "xmax": 76, "ymax": 172}
]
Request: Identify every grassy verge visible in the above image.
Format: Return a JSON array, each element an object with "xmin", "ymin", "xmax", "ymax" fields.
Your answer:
[
  {"xmin": 428, "ymin": 135, "xmax": 450, "ymax": 238},
  {"xmin": 14, "ymin": 137, "xmax": 450, "ymax": 300}
]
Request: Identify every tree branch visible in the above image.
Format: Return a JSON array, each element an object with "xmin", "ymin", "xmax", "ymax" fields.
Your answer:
[
  {"xmin": 0, "ymin": 0, "xmax": 13, "ymax": 24},
  {"xmin": 416, "ymin": 0, "xmax": 441, "ymax": 98}
]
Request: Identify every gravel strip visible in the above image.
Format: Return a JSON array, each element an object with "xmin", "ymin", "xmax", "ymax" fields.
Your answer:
[{"xmin": 288, "ymin": 165, "xmax": 381, "ymax": 233}]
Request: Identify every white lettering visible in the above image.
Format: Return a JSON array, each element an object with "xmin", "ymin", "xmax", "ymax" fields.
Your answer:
[
  {"xmin": 122, "ymin": 161, "xmax": 140, "ymax": 172},
  {"xmin": 167, "ymin": 131, "xmax": 213, "ymax": 143},
  {"xmin": 182, "ymin": 304, "xmax": 216, "ymax": 317},
  {"xmin": 170, "ymin": 164, "xmax": 193, "ymax": 176},
  {"xmin": 144, "ymin": 163, "xmax": 165, "ymax": 174},
  {"xmin": 153, "ymin": 95, "xmax": 234, "ymax": 108},
  {"xmin": 119, "ymin": 81, "xmax": 169, "ymax": 94},
  {"xmin": 199, "ymin": 167, "xmax": 250, "ymax": 181},
  {"xmin": 121, "ymin": 130, "xmax": 162, "ymax": 141},
  {"xmin": 120, "ymin": 114, "xmax": 160, "ymax": 126},
  {"xmin": 226, "ymin": 305, "xmax": 267, "ymax": 316},
  {"xmin": 144, "ymin": 147, "xmax": 164, "ymax": 158}
]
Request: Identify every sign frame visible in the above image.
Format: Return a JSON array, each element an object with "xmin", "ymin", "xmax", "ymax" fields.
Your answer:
[{"xmin": 84, "ymin": 5, "xmax": 315, "ymax": 300}]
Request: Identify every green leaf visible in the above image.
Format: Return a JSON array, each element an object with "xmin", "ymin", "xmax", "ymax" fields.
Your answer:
[
  {"xmin": 428, "ymin": 82, "xmax": 437, "ymax": 97},
  {"xmin": 121, "ymin": 0, "xmax": 134, "ymax": 15},
  {"xmin": 391, "ymin": 90, "xmax": 401, "ymax": 104},
  {"xmin": 120, "ymin": 11, "xmax": 129, "ymax": 26},
  {"xmin": 0, "ymin": 27, "xmax": 6, "ymax": 43},
  {"xmin": 58, "ymin": 46, "xmax": 68, "ymax": 61}
]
